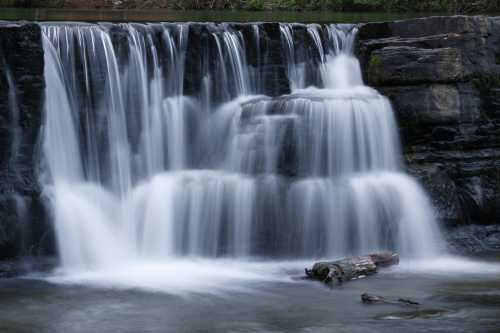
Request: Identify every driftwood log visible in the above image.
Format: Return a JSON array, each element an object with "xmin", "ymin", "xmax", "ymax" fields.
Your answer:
[{"xmin": 305, "ymin": 252, "xmax": 399, "ymax": 285}]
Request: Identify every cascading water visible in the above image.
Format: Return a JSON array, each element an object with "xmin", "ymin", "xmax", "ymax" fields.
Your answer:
[{"xmin": 40, "ymin": 22, "xmax": 443, "ymax": 273}]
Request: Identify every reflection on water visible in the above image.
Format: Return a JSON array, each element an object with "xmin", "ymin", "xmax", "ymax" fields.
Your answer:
[{"xmin": 0, "ymin": 8, "xmax": 441, "ymax": 23}]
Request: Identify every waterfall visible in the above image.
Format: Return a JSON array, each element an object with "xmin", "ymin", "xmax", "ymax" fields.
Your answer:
[{"xmin": 40, "ymin": 22, "xmax": 443, "ymax": 270}]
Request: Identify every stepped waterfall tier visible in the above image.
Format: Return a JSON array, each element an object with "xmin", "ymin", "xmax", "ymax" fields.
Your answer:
[{"xmin": 40, "ymin": 22, "xmax": 443, "ymax": 270}]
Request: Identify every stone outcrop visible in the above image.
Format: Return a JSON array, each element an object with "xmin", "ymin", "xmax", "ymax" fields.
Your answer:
[
  {"xmin": 0, "ymin": 22, "xmax": 50, "ymax": 260},
  {"xmin": 358, "ymin": 16, "xmax": 500, "ymax": 227}
]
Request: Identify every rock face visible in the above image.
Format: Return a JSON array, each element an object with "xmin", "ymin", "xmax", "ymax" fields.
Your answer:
[
  {"xmin": 0, "ymin": 23, "xmax": 50, "ymax": 260},
  {"xmin": 358, "ymin": 16, "xmax": 500, "ymax": 227}
]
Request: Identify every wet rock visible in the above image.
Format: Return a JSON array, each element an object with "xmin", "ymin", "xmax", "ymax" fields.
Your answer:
[
  {"xmin": 432, "ymin": 127, "xmax": 458, "ymax": 141},
  {"xmin": 0, "ymin": 22, "xmax": 50, "ymax": 260},
  {"xmin": 358, "ymin": 16, "xmax": 490, "ymax": 41},
  {"xmin": 367, "ymin": 47, "xmax": 464, "ymax": 86},
  {"xmin": 361, "ymin": 293, "xmax": 386, "ymax": 304},
  {"xmin": 446, "ymin": 224, "xmax": 500, "ymax": 254},
  {"xmin": 0, "ymin": 257, "xmax": 57, "ymax": 278},
  {"xmin": 361, "ymin": 293, "xmax": 420, "ymax": 306},
  {"xmin": 358, "ymin": 15, "xmax": 500, "ymax": 227},
  {"xmin": 382, "ymin": 85, "xmax": 462, "ymax": 126},
  {"xmin": 408, "ymin": 166, "xmax": 464, "ymax": 225}
]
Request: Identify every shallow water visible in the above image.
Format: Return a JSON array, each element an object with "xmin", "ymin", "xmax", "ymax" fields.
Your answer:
[{"xmin": 1, "ymin": 256, "xmax": 500, "ymax": 333}]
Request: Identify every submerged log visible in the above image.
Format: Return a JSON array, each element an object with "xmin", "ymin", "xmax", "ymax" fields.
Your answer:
[{"xmin": 305, "ymin": 252, "xmax": 399, "ymax": 285}]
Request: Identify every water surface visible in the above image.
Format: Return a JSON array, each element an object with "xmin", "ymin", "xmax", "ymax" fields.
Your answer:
[{"xmin": 1, "ymin": 257, "xmax": 500, "ymax": 333}]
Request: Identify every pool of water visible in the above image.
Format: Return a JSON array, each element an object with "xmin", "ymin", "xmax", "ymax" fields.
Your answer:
[
  {"xmin": 0, "ymin": 8, "xmax": 444, "ymax": 23},
  {"xmin": 1, "ymin": 256, "xmax": 499, "ymax": 333}
]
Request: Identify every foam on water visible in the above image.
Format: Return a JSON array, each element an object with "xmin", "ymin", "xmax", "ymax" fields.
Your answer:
[
  {"xmin": 392, "ymin": 256, "xmax": 500, "ymax": 276},
  {"xmin": 41, "ymin": 256, "xmax": 500, "ymax": 295},
  {"xmin": 45, "ymin": 259, "xmax": 299, "ymax": 294}
]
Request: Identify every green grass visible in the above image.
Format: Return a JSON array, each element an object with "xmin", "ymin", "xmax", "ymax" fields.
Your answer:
[{"xmin": 2, "ymin": 0, "xmax": 500, "ymax": 13}]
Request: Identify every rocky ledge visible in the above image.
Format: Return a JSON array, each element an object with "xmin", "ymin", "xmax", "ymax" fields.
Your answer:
[{"xmin": 358, "ymin": 16, "xmax": 500, "ymax": 228}]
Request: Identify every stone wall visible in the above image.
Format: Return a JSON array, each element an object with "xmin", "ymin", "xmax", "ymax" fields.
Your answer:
[{"xmin": 358, "ymin": 16, "xmax": 500, "ymax": 227}]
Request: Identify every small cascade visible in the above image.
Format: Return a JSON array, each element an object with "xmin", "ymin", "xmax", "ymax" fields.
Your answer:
[
  {"xmin": 40, "ymin": 22, "xmax": 444, "ymax": 271},
  {"xmin": 280, "ymin": 23, "xmax": 305, "ymax": 90}
]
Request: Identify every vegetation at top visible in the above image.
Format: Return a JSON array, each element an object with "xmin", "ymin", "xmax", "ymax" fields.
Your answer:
[{"xmin": 2, "ymin": 0, "xmax": 500, "ymax": 13}]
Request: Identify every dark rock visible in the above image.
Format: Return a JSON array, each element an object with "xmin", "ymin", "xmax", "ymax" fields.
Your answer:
[
  {"xmin": 367, "ymin": 47, "xmax": 464, "ymax": 86},
  {"xmin": 361, "ymin": 293, "xmax": 420, "ymax": 306},
  {"xmin": 358, "ymin": 16, "xmax": 500, "ymax": 227},
  {"xmin": 445, "ymin": 225, "xmax": 500, "ymax": 254},
  {"xmin": 382, "ymin": 85, "xmax": 462, "ymax": 126},
  {"xmin": 0, "ymin": 257, "xmax": 57, "ymax": 278},
  {"xmin": 432, "ymin": 127, "xmax": 458, "ymax": 141},
  {"xmin": 358, "ymin": 16, "xmax": 490, "ymax": 41},
  {"xmin": 0, "ymin": 22, "xmax": 49, "ymax": 260},
  {"xmin": 361, "ymin": 293, "xmax": 386, "ymax": 304},
  {"xmin": 409, "ymin": 165, "xmax": 464, "ymax": 225}
]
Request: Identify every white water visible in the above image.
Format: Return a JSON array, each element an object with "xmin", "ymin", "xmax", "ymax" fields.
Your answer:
[{"xmin": 40, "ymin": 23, "xmax": 448, "ymax": 291}]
